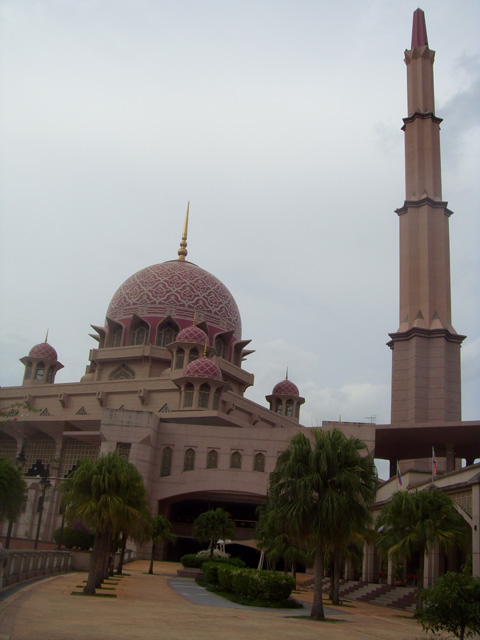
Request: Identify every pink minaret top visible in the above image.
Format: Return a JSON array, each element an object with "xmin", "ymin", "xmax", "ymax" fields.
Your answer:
[{"xmin": 411, "ymin": 8, "xmax": 428, "ymax": 47}]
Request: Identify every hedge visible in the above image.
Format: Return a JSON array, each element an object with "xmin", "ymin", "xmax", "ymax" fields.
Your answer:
[
  {"xmin": 218, "ymin": 564, "xmax": 242, "ymax": 593},
  {"xmin": 181, "ymin": 553, "xmax": 246, "ymax": 570},
  {"xmin": 231, "ymin": 569, "xmax": 295, "ymax": 603}
]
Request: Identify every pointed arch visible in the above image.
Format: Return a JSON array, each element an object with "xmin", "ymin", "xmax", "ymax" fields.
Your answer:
[
  {"xmin": 129, "ymin": 315, "xmax": 150, "ymax": 346},
  {"xmin": 156, "ymin": 317, "xmax": 180, "ymax": 347},
  {"xmin": 109, "ymin": 364, "xmax": 135, "ymax": 380},
  {"xmin": 207, "ymin": 449, "xmax": 218, "ymax": 469},
  {"xmin": 184, "ymin": 448, "xmax": 195, "ymax": 471},
  {"xmin": 161, "ymin": 446, "xmax": 173, "ymax": 476}
]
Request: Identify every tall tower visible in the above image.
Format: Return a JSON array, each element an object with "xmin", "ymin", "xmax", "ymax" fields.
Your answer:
[{"xmin": 388, "ymin": 9, "xmax": 465, "ymax": 424}]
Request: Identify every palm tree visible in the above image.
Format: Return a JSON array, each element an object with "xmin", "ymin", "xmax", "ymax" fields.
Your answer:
[
  {"xmin": 61, "ymin": 452, "xmax": 149, "ymax": 594},
  {"xmin": 0, "ymin": 459, "xmax": 27, "ymax": 548},
  {"xmin": 268, "ymin": 428, "xmax": 377, "ymax": 620},
  {"xmin": 376, "ymin": 488, "xmax": 466, "ymax": 593},
  {"xmin": 193, "ymin": 508, "xmax": 235, "ymax": 560},
  {"xmin": 147, "ymin": 515, "xmax": 176, "ymax": 574}
]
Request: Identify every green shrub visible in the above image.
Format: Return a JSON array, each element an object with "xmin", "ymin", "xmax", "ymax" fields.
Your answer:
[
  {"xmin": 53, "ymin": 526, "xmax": 94, "ymax": 550},
  {"xmin": 417, "ymin": 572, "xmax": 480, "ymax": 640},
  {"xmin": 180, "ymin": 553, "xmax": 204, "ymax": 569},
  {"xmin": 202, "ymin": 562, "xmax": 224, "ymax": 585},
  {"xmin": 218, "ymin": 564, "xmax": 242, "ymax": 593},
  {"xmin": 232, "ymin": 569, "xmax": 295, "ymax": 603}
]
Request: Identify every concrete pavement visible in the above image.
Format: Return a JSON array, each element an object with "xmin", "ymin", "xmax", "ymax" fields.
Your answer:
[{"xmin": 0, "ymin": 560, "xmax": 441, "ymax": 640}]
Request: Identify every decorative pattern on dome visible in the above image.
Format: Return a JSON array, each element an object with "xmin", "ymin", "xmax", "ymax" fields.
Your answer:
[
  {"xmin": 272, "ymin": 379, "xmax": 300, "ymax": 396},
  {"xmin": 28, "ymin": 342, "xmax": 58, "ymax": 361},
  {"xmin": 106, "ymin": 260, "xmax": 241, "ymax": 339},
  {"xmin": 184, "ymin": 358, "xmax": 223, "ymax": 381},
  {"xmin": 176, "ymin": 325, "xmax": 208, "ymax": 344}
]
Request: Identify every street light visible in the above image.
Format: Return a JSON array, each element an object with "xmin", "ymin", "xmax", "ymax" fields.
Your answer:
[
  {"xmin": 34, "ymin": 465, "xmax": 51, "ymax": 550},
  {"xmin": 5, "ymin": 437, "xmax": 27, "ymax": 549}
]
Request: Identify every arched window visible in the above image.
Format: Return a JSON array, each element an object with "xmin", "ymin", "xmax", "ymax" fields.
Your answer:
[
  {"xmin": 24, "ymin": 362, "xmax": 32, "ymax": 380},
  {"xmin": 46, "ymin": 366, "xmax": 54, "ymax": 383},
  {"xmin": 188, "ymin": 348, "xmax": 199, "ymax": 363},
  {"xmin": 35, "ymin": 362, "xmax": 45, "ymax": 381},
  {"xmin": 213, "ymin": 388, "xmax": 221, "ymax": 410},
  {"xmin": 110, "ymin": 364, "xmax": 135, "ymax": 380},
  {"xmin": 184, "ymin": 448, "xmax": 195, "ymax": 471},
  {"xmin": 254, "ymin": 453, "xmax": 265, "ymax": 472},
  {"xmin": 160, "ymin": 446, "xmax": 172, "ymax": 477},
  {"xmin": 156, "ymin": 323, "xmax": 177, "ymax": 347},
  {"xmin": 207, "ymin": 450, "xmax": 218, "ymax": 469},
  {"xmin": 130, "ymin": 324, "xmax": 149, "ymax": 346},
  {"xmin": 184, "ymin": 383, "xmax": 194, "ymax": 408},
  {"xmin": 214, "ymin": 337, "xmax": 225, "ymax": 358},
  {"xmin": 230, "ymin": 451, "xmax": 242, "ymax": 469},
  {"xmin": 286, "ymin": 400, "xmax": 293, "ymax": 417},
  {"xmin": 112, "ymin": 327, "xmax": 123, "ymax": 347},
  {"xmin": 199, "ymin": 383, "xmax": 210, "ymax": 409},
  {"xmin": 295, "ymin": 405, "xmax": 300, "ymax": 419},
  {"xmin": 175, "ymin": 348, "xmax": 185, "ymax": 369},
  {"xmin": 275, "ymin": 400, "xmax": 282, "ymax": 414}
]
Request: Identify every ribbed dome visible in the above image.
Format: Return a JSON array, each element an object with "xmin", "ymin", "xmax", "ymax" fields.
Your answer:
[
  {"xmin": 106, "ymin": 259, "xmax": 241, "ymax": 341},
  {"xmin": 176, "ymin": 325, "xmax": 208, "ymax": 344},
  {"xmin": 28, "ymin": 342, "xmax": 58, "ymax": 361},
  {"xmin": 272, "ymin": 379, "xmax": 300, "ymax": 397},
  {"xmin": 184, "ymin": 358, "xmax": 223, "ymax": 381}
]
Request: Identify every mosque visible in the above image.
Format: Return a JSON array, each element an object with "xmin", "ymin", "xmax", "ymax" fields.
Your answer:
[{"xmin": 1, "ymin": 9, "xmax": 479, "ymax": 583}]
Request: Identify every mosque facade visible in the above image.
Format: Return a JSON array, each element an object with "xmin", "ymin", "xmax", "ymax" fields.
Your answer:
[{"xmin": 1, "ymin": 9, "xmax": 479, "ymax": 581}]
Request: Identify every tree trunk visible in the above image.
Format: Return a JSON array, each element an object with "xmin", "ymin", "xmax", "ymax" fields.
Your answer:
[
  {"xmin": 332, "ymin": 547, "xmax": 341, "ymax": 605},
  {"xmin": 84, "ymin": 532, "xmax": 106, "ymax": 595},
  {"xmin": 95, "ymin": 530, "xmax": 111, "ymax": 587},
  {"xmin": 117, "ymin": 532, "xmax": 127, "ymax": 575},
  {"xmin": 311, "ymin": 544, "xmax": 326, "ymax": 620},
  {"xmin": 416, "ymin": 548, "xmax": 426, "ymax": 610},
  {"xmin": 148, "ymin": 541, "xmax": 156, "ymax": 575},
  {"xmin": 328, "ymin": 558, "xmax": 334, "ymax": 601}
]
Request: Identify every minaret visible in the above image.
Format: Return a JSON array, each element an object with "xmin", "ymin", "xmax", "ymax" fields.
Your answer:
[{"xmin": 388, "ymin": 9, "xmax": 465, "ymax": 424}]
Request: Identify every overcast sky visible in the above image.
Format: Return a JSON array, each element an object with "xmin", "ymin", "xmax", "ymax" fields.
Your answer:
[{"xmin": 1, "ymin": 0, "xmax": 479, "ymax": 478}]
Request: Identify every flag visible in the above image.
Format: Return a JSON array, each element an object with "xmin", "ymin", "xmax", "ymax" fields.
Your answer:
[
  {"xmin": 432, "ymin": 447, "xmax": 437, "ymax": 476},
  {"xmin": 396, "ymin": 460, "xmax": 403, "ymax": 486}
]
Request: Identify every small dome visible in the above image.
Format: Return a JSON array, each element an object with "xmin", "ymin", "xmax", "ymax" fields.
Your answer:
[
  {"xmin": 272, "ymin": 379, "xmax": 299, "ymax": 397},
  {"xmin": 184, "ymin": 357, "xmax": 222, "ymax": 381},
  {"xmin": 176, "ymin": 325, "xmax": 208, "ymax": 344},
  {"xmin": 28, "ymin": 342, "xmax": 58, "ymax": 361}
]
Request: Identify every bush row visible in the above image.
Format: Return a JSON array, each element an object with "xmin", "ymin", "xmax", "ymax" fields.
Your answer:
[
  {"xmin": 180, "ymin": 553, "xmax": 245, "ymax": 569},
  {"xmin": 205, "ymin": 562, "xmax": 295, "ymax": 604}
]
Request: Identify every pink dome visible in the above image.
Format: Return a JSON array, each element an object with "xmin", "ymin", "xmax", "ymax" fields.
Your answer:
[
  {"xmin": 176, "ymin": 325, "xmax": 208, "ymax": 344},
  {"xmin": 272, "ymin": 379, "xmax": 300, "ymax": 397},
  {"xmin": 184, "ymin": 358, "xmax": 223, "ymax": 381},
  {"xmin": 106, "ymin": 260, "xmax": 241, "ymax": 340},
  {"xmin": 28, "ymin": 342, "xmax": 58, "ymax": 361}
]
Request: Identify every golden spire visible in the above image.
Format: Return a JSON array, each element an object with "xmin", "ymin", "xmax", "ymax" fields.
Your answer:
[
  {"xmin": 178, "ymin": 201, "xmax": 189, "ymax": 260},
  {"xmin": 203, "ymin": 338, "xmax": 208, "ymax": 357},
  {"xmin": 193, "ymin": 310, "xmax": 197, "ymax": 326}
]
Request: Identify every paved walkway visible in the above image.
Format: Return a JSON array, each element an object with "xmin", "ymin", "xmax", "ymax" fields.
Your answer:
[{"xmin": 0, "ymin": 560, "xmax": 446, "ymax": 640}]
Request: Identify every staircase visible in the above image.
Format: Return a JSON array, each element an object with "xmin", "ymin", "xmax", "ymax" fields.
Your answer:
[{"xmin": 298, "ymin": 578, "xmax": 417, "ymax": 612}]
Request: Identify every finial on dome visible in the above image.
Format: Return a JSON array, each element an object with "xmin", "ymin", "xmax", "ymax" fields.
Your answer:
[
  {"xmin": 203, "ymin": 338, "xmax": 208, "ymax": 357},
  {"xmin": 45, "ymin": 329, "xmax": 49, "ymax": 343},
  {"xmin": 178, "ymin": 202, "xmax": 189, "ymax": 260},
  {"xmin": 411, "ymin": 8, "xmax": 428, "ymax": 48},
  {"xmin": 193, "ymin": 310, "xmax": 197, "ymax": 326},
  {"xmin": 286, "ymin": 367, "xmax": 288, "ymax": 380}
]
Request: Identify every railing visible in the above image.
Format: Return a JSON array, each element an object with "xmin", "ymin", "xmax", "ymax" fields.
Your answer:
[{"xmin": 0, "ymin": 549, "xmax": 73, "ymax": 593}]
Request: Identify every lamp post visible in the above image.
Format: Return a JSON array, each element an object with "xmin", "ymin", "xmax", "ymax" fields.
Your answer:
[
  {"xmin": 5, "ymin": 437, "xmax": 27, "ymax": 549},
  {"xmin": 33, "ymin": 465, "xmax": 51, "ymax": 550}
]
